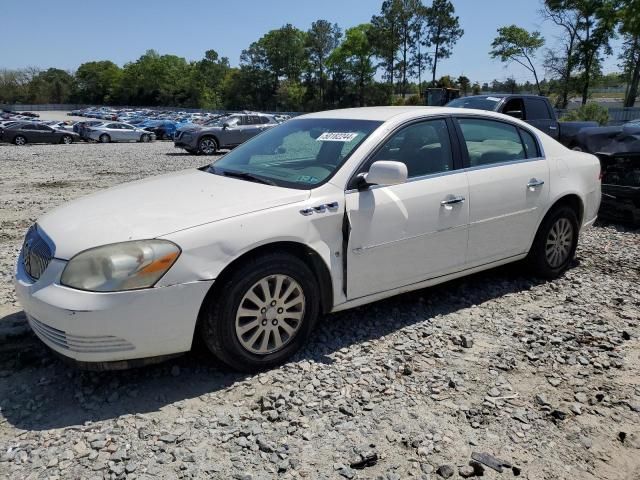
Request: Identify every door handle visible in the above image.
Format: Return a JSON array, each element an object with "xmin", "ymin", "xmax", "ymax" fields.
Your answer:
[
  {"xmin": 527, "ymin": 178, "xmax": 545, "ymax": 189},
  {"xmin": 548, "ymin": 126, "xmax": 558, "ymax": 130},
  {"xmin": 440, "ymin": 195, "xmax": 465, "ymax": 206}
]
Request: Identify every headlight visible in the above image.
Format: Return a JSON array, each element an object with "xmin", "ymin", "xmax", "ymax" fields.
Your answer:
[{"xmin": 60, "ymin": 240, "xmax": 180, "ymax": 292}]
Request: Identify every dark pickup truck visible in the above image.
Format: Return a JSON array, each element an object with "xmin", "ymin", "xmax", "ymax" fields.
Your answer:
[{"xmin": 447, "ymin": 94, "xmax": 597, "ymax": 148}]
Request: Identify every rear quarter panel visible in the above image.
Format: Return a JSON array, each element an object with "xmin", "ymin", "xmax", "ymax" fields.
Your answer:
[{"xmin": 541, "ymin": 137, "xmax": 601, "ymax": 228}]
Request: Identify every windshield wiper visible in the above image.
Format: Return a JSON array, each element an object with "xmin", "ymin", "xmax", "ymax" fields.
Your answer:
[{"xmin": 219, "ymin": 169, "xmax": 277, "ymax": 186}]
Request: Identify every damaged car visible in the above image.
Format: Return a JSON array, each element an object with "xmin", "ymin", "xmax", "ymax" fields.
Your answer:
[
  {"xmin": 15, "ymin": 107, "xmax": 601, "ymax": 371},
  {"xmin": 597, "ymin": 153, "xmax": 640, "ymax": 225},
  {"xmin": 572, "ymin": 119, "xmax": 640, "ymax": 154}
]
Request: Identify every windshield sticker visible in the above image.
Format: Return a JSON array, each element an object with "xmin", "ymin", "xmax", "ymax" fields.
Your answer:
[
  {"xmin": 486, "ymin": 97, "xmax": 502, "ymax": 102},
  {"xmin": 316, "ymin": 132, "xmax": 359, "ymax": 142},
  {"xmin": 296, "ymin": 175, "xmax": 319, "ymax": 183}
]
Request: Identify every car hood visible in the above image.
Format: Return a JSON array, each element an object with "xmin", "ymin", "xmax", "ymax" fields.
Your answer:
[{"xmin": 38, "ymin": 169, "xmax": 310, "ymax": 259}]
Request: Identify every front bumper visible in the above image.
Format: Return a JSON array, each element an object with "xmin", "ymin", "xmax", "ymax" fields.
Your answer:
[
  {"xmin": 14, "ymin": 253, "xmax": 213, "ymax": 364},
  {"xmin": 173, "ymin": 132, "xmax": 198, "ymax": 149}
]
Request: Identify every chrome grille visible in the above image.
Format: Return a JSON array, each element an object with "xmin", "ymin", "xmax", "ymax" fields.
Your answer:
[{"xmin": 21, "ymin": 225, "xmax": 53, "ymax": 280}]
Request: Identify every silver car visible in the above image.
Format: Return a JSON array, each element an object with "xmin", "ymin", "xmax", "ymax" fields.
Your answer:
[{"xmin": 87, "ymin": 122, "xmax": 155, "ymax": 143}]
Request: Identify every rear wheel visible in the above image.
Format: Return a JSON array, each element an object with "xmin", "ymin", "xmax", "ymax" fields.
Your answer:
[
  {"xmin": 526, "ymin": 205, "xmax": 579, "ymax": 279},
  {"xmin": 61, "ymin": 134, "xmax": 73, "ymax": 145},
  {"xmin": 198, "ymin": 136, "xmax": 218, "ymax": 155},
  {"xmin": 14, "ymin": 135, "xmax": 27, "ymax": 146},
  {"xmin": 99, "ymin": 134, "xmax": 110, "ymax": 143},
  {"xmin": 200, "ymin": 253, "xmax": 320, "ymax": 371}
]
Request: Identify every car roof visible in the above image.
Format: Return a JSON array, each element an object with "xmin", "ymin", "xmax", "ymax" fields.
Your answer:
[{"xmin": 299, "ymin": 106, "xmax": 515, "ymax": 122}]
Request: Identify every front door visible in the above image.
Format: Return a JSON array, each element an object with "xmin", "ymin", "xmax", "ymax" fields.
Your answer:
[
  {"xmin": 346, "ymin": 118, "xmax": 469, "ymax": 299},
  {"xmin": 455, "ymin": 117, "xmax": 550, "ymax": 266}
]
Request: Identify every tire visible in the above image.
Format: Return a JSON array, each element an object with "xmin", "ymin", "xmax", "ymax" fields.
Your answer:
[
  {"xmin": 61, "ymin": 134, "xmax": 73, "ymax": 145},
  {"xmin": 13, "ymin": 135, "xmax": 27, "ymax": 146},
  {"xmin": 200, "ymin": 253, "xmax": 320, "ymax": 372},
  {"xmin": 99, "ymin": 134, "xmax": 110, "ymax": 143},
  {"xmin": 198, "ymin": 136, "xmax": 218, "ymax": 155},
  {"xmin": 526, "ymin": 205, "xmax": 579, "ymax": 279},
  {"xmin": 140, "ymin": 134, "xmax": 151, "ymax": 143}
]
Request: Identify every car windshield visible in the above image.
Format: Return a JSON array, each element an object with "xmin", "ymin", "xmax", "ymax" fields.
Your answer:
[
  {"xmin": 207, "ymin": 118, "xmax": 382, "ymax": 189},
  {"xmin": 447, "ymin": 96, "xmax": 502, "ymax": 111}
]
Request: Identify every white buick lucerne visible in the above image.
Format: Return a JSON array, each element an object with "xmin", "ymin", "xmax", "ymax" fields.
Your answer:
[{"xmin": 15, "ymin": 107, "xmax": 601, "ymax": 371}]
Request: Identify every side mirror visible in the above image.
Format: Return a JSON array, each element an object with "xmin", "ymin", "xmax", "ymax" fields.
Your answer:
[
  {"xmin": 363, "ymin": 161, "xmax": 408, "ymax": 187},
  {"xmin": 222, "ymin": 122, "xmax": 230, "ymax": 129},
  {"xmin": 505, "ymin": 110, "xmax": 523, "ymax": 119}
]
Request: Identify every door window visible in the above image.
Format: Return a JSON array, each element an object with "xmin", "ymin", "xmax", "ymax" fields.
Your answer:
[
  {"xmin": 519, "ymin": 128, "xmax": 541, "ymax": 158},
  {"xmin": 457, "ymin": 118, "xmax": 525, "ymax": 166},
  {"xmin": 369, "ymin": 119, "xmax": 454, "ymax": 178},
  {"xmin": 524, "ymin": 98, "xmax": 552, "ymax": 120}
]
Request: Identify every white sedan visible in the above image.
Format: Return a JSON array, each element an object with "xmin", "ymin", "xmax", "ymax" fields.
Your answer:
[
  {"xmin": 86, "ymin": 122, "xmax": 154, "ymax": 143},
  {"xmin": 14, "ymin": 107, "xmax": 601, "ymax": 371}
]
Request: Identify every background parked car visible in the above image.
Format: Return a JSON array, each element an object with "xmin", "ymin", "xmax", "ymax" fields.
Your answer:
[
  {"xmin": 174, "ymin": 113, "xmax": 278, "ymax": 154},
  {"xmin": 0, "ymin": 121, "xmax": 78, "ymax": 145},
  {"xmin": 572, "ymin": 119, "xmax": 640, "ymax": 154},
  {"xmin": 142, "ymin": 120, "xmax": 179, "ymax": 140},
  {"xmin": 86, "ymin": 122, "xmax": 155, "ymax": 143}
]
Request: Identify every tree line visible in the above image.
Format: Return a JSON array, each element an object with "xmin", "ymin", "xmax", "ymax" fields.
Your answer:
[{"xmin": 0, "ymin": 0, "xmax": 638, "ymax": 111}]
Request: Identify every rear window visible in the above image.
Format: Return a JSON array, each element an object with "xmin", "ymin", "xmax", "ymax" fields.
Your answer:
[{"xmin": 447, "ymin": 96, "xmax": 502, "ymax": 111}]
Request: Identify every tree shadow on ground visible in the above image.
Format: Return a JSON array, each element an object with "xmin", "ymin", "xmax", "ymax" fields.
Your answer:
[{"xmin": 0, "ymin": 262, "xmax": 551, "ymax": 431}]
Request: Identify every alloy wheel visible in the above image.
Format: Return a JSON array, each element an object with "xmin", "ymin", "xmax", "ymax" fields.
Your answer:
[
  {"xmin": 545, "ymin": 217, "xmax": 574, "ymax": 268},
  {"xmin": 63, "ymin": 136, "xmax": 72, "ymax": 144},
  {"xmin": 235, "ymin": 274, "xmax": 305, "ymax": 355},
  {"xmin": 200, "ymin": 138, "xmax": 216, "ymax": 155},
  {"xmin": 15, "ymin": 136, "xmax": 26, "ymax": 146}
]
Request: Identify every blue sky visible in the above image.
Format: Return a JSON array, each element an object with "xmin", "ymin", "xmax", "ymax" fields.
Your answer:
[{"xmin": 1, "ymin": 0, "xmax": 621, "ymax": 84}]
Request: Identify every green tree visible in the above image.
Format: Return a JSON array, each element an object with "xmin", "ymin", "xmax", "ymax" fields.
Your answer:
[
  {"xmin": 618, "ymin": 0, "xmax": 640, "ymax": 106},
  {"xmin": 28, "ymin": 68, "xmax": 76, "ymax": 103},
  {"xmin": 241, "ymin": 24, "xmax": 307, "ymax": 108},
  {"xmin": 423, "ymin": 0, "xmax": 463, "ymax": 84},
  {"xmin": 457, "ymin": 75, "xmax": 470, "ymax": 95},
  {"xmin": 75, "ymin": 61, "xmax": 122, "ymax": 104},
  {"xmin": 330, "ymin": 24, "xmax": 377, "ymax": 106},
  {"xmin": 369, "ymin": 1, "xmax": 402, "ymax": 87},
  {"xmin": 305, "ymin": 20, "xmax": 342, "ymax": 107},
  {"xmin": 490, "ymin": 25, "xmax": 545, "ymax": 94}
]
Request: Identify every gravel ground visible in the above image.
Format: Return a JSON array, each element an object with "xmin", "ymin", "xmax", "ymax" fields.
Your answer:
[{"xmin": 0, "ymin": 137, "xmax": 639, "ymax": 480}]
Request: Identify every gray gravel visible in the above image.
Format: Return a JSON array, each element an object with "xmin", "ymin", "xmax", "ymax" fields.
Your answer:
[{"xmin": 1, "ymin": 139, "xmax": 639, "ymax": 480}]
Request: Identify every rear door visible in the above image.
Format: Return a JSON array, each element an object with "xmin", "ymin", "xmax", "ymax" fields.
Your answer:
[
  {"xmin": 523, "ymin": 97, "xmax": 559, "ymax": 139},
  {"xmin": 241, "ymin": 115, "xmax": 264, "ymax": 142},
  {"xmin": 454, "ymin": 116, "xmax": 549, "ymax": 267}
]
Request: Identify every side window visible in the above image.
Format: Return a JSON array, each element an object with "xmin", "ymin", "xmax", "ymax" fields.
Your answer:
[
  {"xmin": 22, "ymin": 124, "xmax": 36, "ymax": 130},
  {"xmin": 226, "ymin": 116, "xmax": 240, "ymax": 126},
  {"xmin": 121, "ymin": 124, "xmax": 134, "ymax": 130},
  {"xmin": 106, "ymin": 123, "xmax": 119, "ymax": 129},
  {"xmin": 261, "ymin": 116, "xmax": 271, "ymax": 124},
  {"xmin": 525, "ymin": 98, "xmax": 552, "ymax": 120},
  {"xmin": 36, "ymin": 124, "xmax": 52, "ymax": 131},
  {"xmin": 370, "ymin": 119, "xmax": 453, "ymax": 178},
  {"xmin": 520, "ymin": 128, "xmax": 541, "ymax": 158},
  {"xmin": 458, "ymin": 118, "xmax": 525, "ymax": 166}
]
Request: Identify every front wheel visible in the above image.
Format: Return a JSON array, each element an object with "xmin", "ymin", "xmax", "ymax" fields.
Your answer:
[
  {"xmin": 140, "ymin": 134, "xmax": 151, "ymax": 143},
  {"xmin": 200, "ymin": 253, "xmax": 320, "ymax": 371},
  {"xmin": 526, "ymin": 205, "xmax": 579, "ymax": 279},
  {"xmin": 61, "ymin": 135, "xmax": 73, "ymax": 144}
]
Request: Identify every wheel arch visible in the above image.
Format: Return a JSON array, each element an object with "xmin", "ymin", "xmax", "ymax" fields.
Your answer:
[
  {"xmin": 528, "ymin": 192, "xmax": 585, "ymax": 251},
  {"xmin": 196, "ymin": 241, "xmax": 334, "ymax": 328}
]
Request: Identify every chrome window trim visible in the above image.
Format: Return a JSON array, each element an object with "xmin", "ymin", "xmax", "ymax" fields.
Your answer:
[{"xmin": 462, "ymin": 155, "xmax": 547, "ymax": 173}]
